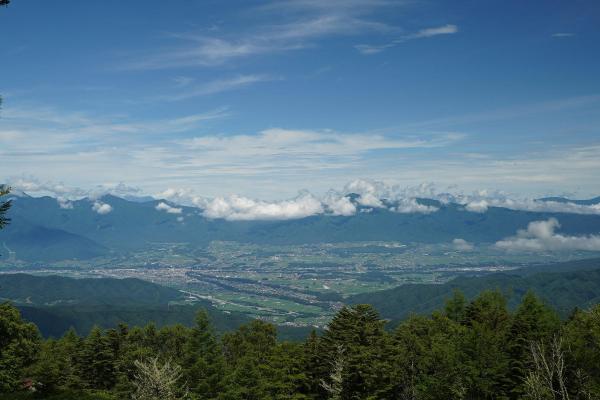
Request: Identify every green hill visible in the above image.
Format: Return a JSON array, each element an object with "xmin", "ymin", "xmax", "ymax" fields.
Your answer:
[
  {"xmin": 348, "ymin": 257, "xmax": 600, "ymax": 323},
  {"xmin": 0, "ymin": 273, "xmax": 183, "ymax": 306},
  {"xmin": 0, "ymin": 273, "xmax": 314, "ymax": 340}
]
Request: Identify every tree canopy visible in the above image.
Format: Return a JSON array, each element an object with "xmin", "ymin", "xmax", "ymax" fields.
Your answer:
[{"xmin": 1, "ymin": 291, "xmax": 600, "ymax": 399}]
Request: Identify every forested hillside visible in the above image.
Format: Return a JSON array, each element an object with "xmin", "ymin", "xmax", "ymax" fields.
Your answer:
[
  {"xmin": 0, "ymin": 274, "xmax": 183, "ymax": 306},
  {"xmin": 0, "ymin": 274, "xmax": 253, "ymax": 338},
  {"xmin": 2, "ymin": 291, "xmax": 600, "ymax": 399},
  {"xmin": 349, "ymin": 258, "xmax": 600, "ymax": 323}
]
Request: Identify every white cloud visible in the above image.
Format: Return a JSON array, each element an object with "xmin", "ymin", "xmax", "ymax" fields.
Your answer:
[
  {"xmin": 157, "ymin": 188, "xmax": 199, "ymax": 205},
  {"xmin": 495, "ymin": 218, "xmax": 600, "ymax": 252},
  {"xmin": 356, "ymin": 24, "xmax": 458, "ymax": 54},
  {"xmin": 392, "ymin": 198, "xmax": 438, "ymax": 214},
  {"xmin": 453, "ymin": 238, "xmax": 474, "ymax": 251},
  {"xmin": 7, "ymin": 177, "xmax": 143, "ymax": 202},
  {"xmin": 459, "ymin": 194, "xmax": 600, "ymax": 215},
  {"xmin": 199, "ymin": 192, "xmax": 324, "ymax": 221},
  {"xmin": 322, "ymin": 192, "xmax": 356, "ymax": 216},
  {"xmin": 8, "ymin": 175, "xmax": 600, "ymax": 222},
  {"xmin": 92, "ymin": 201, "xmax": 113, "ymax": 215},
  {"xmin": 5, "ymin": 94, "xmax": 600, "ymax": 199},
  {"xmin": 411, "ymin": 24, "xmax": 458, "ymax": 39},
  {"xmin": 120, "ymin": 1, "xmax": 397, "ymax": 70},
  {"xmin": 343, "ymin": 179, "xmax": 438, "ymax": 213},
  {"xmin": 57, "ymin": 197, "xmax": 73, "ymax": 209},
  {"xmin": 344, "ymin": 180, "xmax": 385, "ymax": 207},
  {"xmin": 155, "ymin": 202, "xmax": 183, "ymax": 214},
  {"xmin": 465, "ymin": 200, "xmax": 489, "ymax": 213}
]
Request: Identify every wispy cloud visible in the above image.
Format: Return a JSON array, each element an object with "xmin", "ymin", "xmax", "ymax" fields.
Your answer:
[
  {"xmin": 0, "ymin": 103, "xmax": 229, "ymax": 156},
  {"xmin": 3, "ymin": 95, "xmax": 600, "ymax": 200},
  {"xmin": 179, "ymin": 128, "xmax": 461, "ymax": 158},
  {"xmin": 401, "ymin": 94, "xmax": 600, "ymax": 129},
  {"xmin": 552, "ymin": 32, "xmax": 574, "ymax": 38},
  {"xmin": 120, "ymin": 1, "xmax": 399, "ymax": 70},
  {"xmin": 356, "ymin": 24, "xmax": 458, "ymax": 54},
  {"xmin": 156, "ymin": 75, "xmax": 276, "ymax": 102}
]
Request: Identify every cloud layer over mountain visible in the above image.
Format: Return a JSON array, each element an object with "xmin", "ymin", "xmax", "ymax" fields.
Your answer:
[
  {"xmin": 495, "ymin": 218, "xmax": 600, "ymax": 252},
  {"xmin": 6, "ymin": 177, "xmax": 600, "ymax": 222}
]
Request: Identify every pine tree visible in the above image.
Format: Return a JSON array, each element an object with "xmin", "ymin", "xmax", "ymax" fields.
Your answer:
[
  {"xmin": 563, "ymin": 304, "xmax": 600, "ymax": 397},
  {"xmin": 319, "ymin": 304, "xmax": 388, "ymax": 399},
  {"xmin": 302, "ymin": 329, "xmax": 324, "ymax": 398},
  {"xmin": 507, "ymin": 291, "xmax": 560, "ymax": 398},
  {"xmin": 444, "ymin": 289, "xmax": 467, "ymax": 323},
  {"xmin": 184, "ymin": 310, "xmax": 225, "ymax": 399},
  {"xmin": 80, "ymin": 326, "xmax": 117, "ymax": 390},
  {"xmin": 393, "ymin": 312, "xmax": 467, "ymax": 399},
  {"xmin": 461, "ymin": 290, "xmax": 512, "ymax": 399}
]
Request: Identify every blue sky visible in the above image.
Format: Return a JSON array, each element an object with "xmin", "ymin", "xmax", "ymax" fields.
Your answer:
[{"xmin": 1, "ymin": 0, "xmax": 600, "ymax": 200}]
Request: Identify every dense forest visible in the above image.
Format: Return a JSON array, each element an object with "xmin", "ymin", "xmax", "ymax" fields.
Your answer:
[{"xmin": 2, "ymin": 289, "xmax": 600, "ymax": 399}]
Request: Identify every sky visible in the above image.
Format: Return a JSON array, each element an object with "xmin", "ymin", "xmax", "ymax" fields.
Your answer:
[{"xmin": 1, "ymin": 0, "xmax": 600, "ymax": 202}]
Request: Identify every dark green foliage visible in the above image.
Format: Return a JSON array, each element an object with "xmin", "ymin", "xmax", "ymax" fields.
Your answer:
[
  {"xmin": 4, "ymin": 294, "xmax": 600, "ymax": 398},
  {"xmin": 0, "ymin": 273, "xmax": 253, "ymax": 338},
  {"xmin": 506, "ymin": 291, "xmax": 560, "ymax": 397},
  {"xmin": 0, "ymin": 274, "xmax": 183, "ymax": 307},
  {"xmin": 461, "ymin": 290, "xmax": 512, "ymax": 399},
  {"xmin": 392, "ymin": 313, "xmax": 467, "ymax": 399},
  {"xmin": 444, "ymin": 288, "xmax": 467, "ymax": 323},
  {"xmin": 562, "ymin": 305, "xmax": 600, "ymax": 398},
  {"xmin": 183, "ymin": 310, "xmax": 224, "ymax": 398},
  {"xmin": 0, "ymin": 303, "xmax": 40, "ymax": 392},
  {"xmin": 317, "ymin": 304, "xmax": 388, "ymax": 399},
  {"xmin": 80, "ymin": 327, "xmax": 117, "ymax": 389}
]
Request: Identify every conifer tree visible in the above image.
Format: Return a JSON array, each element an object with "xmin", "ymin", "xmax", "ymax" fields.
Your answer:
[
  {"xmin": 80, "ymin": 326, "xmax": 117, "ymax": 390},
  {"xmin": 507, "ymin": 291, "xmax": 560, "ymax": 398},
  {"xmin": 462, "ymin": 290, "xmax": 512, "ymax": 399},
  {"xmin": 184, "ymin": 310, "xmax": 224, "ymax": 399},
  {"xmin": 319, "ymin": 304, "xmax": 387, "ymax": 399},
  {"xmin": 444, "ymin": 289, "xmax": 467, "ymax": 323}
]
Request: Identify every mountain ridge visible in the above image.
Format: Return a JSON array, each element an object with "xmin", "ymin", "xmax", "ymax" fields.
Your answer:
[{"xmin": 1, "ymin": 193, "xmax": 600, "ymax": 262}]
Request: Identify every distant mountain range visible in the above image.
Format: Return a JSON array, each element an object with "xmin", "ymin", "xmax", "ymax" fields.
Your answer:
[{"xmin": 1, "ymin": 193, "xmax": 600, "ymax": 262}]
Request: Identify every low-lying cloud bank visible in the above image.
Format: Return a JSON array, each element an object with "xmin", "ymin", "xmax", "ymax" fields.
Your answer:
[
  {"xmin": 495, "ymin": 218, "xmax": 600, "ymax": 252},
  {"xmin": 453, "ymin": 238, "xmax": 474, "ymax": 251},
  {"xmin": 7, "ymin": 177, "xmax": 600, "ymax": 222},
  {"xmin": 197, "ymin": 193, "xmax": 324, "ymax": 221},
  {"xmin": 155, "ymin": 202, "xmax": 182, "ymax": 214},
  {"xmin": 92, "ymin": 201, "xmax": 112, "ymax": 215}
]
